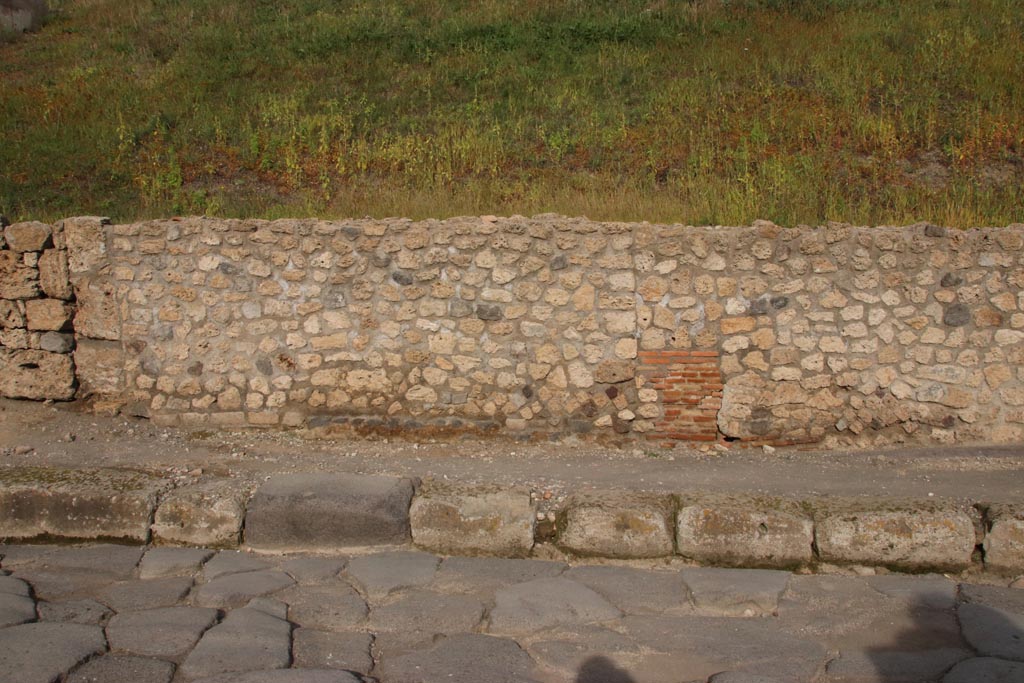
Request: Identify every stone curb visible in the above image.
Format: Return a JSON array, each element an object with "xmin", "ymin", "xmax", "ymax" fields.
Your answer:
[{"xmin": 0, "ymin": 467, "xmax": 1018, "ymax": 574}]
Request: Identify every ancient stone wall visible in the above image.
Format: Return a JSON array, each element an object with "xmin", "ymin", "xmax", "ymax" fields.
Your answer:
[{"xmin": 2, "ymin": 215, "xmax": 1023, "ymax": 448}]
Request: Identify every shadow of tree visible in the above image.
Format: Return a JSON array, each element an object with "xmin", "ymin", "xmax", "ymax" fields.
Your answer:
[{"xmin": 575, "ymin": 655, "xmax": 638, "ymax": 683}]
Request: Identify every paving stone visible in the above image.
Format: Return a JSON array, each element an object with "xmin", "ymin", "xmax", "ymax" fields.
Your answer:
[
  {"xmin": 293, "ymin": 628, "xmax": 374, "ymax": 673},
  {"xmin": 709, "ymin": 674, "xmax": 785, "ymax": 683},
  {"xmin": 0, "ymin": 467, "xmax": 167, "ymax": 542},
  {"xmin": 0, "ymin": 543, "xmax": 54, "ymax": 568},
  {"xmin": 370, "ymin": 591, "xmax": 485, "ymax": 633},
  {"xmin": 681, "ymin": 567, "xmax": 790, "ymax": 617},
  {"xmin": 488, "ymin": 577, "xmax": 622, "ymax": 635},
  {"xmin": 0, "ymin": 573, "xmax": 31, "ymax": 596},
  {"xmin": 676, "ymin": 496, "xmax": 814, "ymax": 568},
  {"xmin": 377, "ymin": 633, "xmax": 543, "ymax": 683},
  {"xmin": 958, "ymin": 602, "xmax": 1024, "ymax": 661},
  {"xmin": 14, "ymin": 569, "xmax": 118, "ymax": 601},
  {"xmin": 279, "ymin": 584, "xmax": 368, "ymax": 630},
  {"xmin": 527, "ymin": 626, "xmax": 640, "ymax": 680},
  {"xmin": 571, "ymin": 654, "xmax": 647, "ymax": 683},
  {"xmin": 28, "ymin": 544, "xmax": 145, "ymax": 579},
  {"xmin": 616, "ymin": 615, "xmax": 827, "ymax": 683},
  {"xmin": 203, "ymin": 551, "xmax": 271, "ymax": 580},
  {"xmin": 824, "ymin": 647, "xmax": 970, "ymax": 682},
  {"xmin": 557, "ymin": 492, "xmax": 674, "ymax": 559},
  {"xmin": 864, "ymin": 574, "xmax": 957, "ymax": 610},
  {"xmin": 194, "ymin": 569, "xmax": 295, "ymax": 608},
  {"xmin": 66, "ymin": 654, "xmax": 175, "ymax": 683},
  {"xmin": 138, "ymin": 547, "xmax": 214, "ymax": 579},
  {"xmin": 106, "ymin": 606, "xmax": 218, "ymax": 658},
  {"xmin": 246, "ymin": 597, "xmax": 289, "ymax": 620},
  {"xmin": 279, "ymin": 556, "xmax": 347, "ymax": 584},
  {"xmin": 0, "ymin": 591, "xmax": 36, "ymax": 627},
  {"xmin": 37, "ymin": 598, "xmax": 113, "ymax": 625},
  {"xmin": 431, "ymin": 556, "xmax": 566, "ymax": 598},
  {"xmin": 245, "ymin": 473, "xmax": 414, "ymax": 549},
  {"xmin": 152, "ymin": 479, "xmax": 249, "ymax": 547},
  {"xmin": 564, "ymin": 565, "xmax": 690, "ymax": 615},
  {"xmin": 0, "ymin": 622, "xmax": 107, "ymax": 683},
  {"xmin": 815, "ymin": 504, "xmax": 977, "ymax": 571},
  {"xmin": 982, "ymin": 504, "xmax": 1024, "ymax": 575},
  {"xmin": 191, "ymin": 671, "xmax": 362, "ymax": 683},
  {"xmin": 180, "ymin": 607, "xmax": 292, "ymax": 679},
  {"xmin": 942, "ymin": 657, "xmax": 1024, "ymax": 683},
  {"xmin": 959, "ymin": 583, "xmax": 1024, "ymax": 614},
  {"xmin": 345, "ymin": 550, "xmax": 439, "ymax": 600},
  {"xmin": 95, "ymin": 576, "xmax": 193, "ymax": 612},
  {"xmin": 410, "ymin": 485, "xmax": 536, "ymax": 557}
]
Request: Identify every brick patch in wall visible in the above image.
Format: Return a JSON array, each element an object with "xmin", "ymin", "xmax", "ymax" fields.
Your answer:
[{"xmin": 638, "ymin": 350, "xmax": 723, "ymax": 443}]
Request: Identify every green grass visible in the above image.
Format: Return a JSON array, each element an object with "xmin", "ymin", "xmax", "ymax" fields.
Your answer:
[{"xmin": 1, "ymin": 0, "xmax": 1022, "ymax": 226}]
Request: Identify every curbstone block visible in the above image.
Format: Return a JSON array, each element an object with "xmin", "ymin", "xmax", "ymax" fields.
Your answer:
[
  {"xmin": 981, "ymin": 504, "xmax": 1024, "ymax": 575},
  {"xmin": 410, "ymin": 484, "xmax": 536, "ymax": 557},
  {"xmin": 0, "ymin": 466, "xmax": 168, "ymax": 542},
  {"xmin": 814, "ymin": 500, "xmax": 978, "ymax": 571},
  {"xmin": 677, "ymin": 495, "xmax": 814, "ymax": 568},
  {"xmin": 245, "ymin": 473, "xmax": 415, "ymax": 550},
  {"xmin": 152, "ymin": 479, "xmax": 252, "ymax": 548},
  {"xmin": 557, "ymin": 492, "xmax": 675, "ymax": 559}
]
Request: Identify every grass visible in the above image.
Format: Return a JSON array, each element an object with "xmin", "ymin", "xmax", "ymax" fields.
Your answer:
[{"xmin": 1, "ymin": 0, "xmax": 1022, "ymax": 226}]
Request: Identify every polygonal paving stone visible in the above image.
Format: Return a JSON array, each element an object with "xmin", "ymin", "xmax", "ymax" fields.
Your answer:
[
  {"xmin": 959, "ymin": 583, "xmax": 1024, "ymax": 614},
  {"xmin": 345, "ymin": 551, "xmax": 439, "ymax": 600},
  {"xmin": 138, "ymin": 547, "xmax": 214, "ymax": 579},
  {"xmin": 488, "ymin": 577, "xmax": 622, "ymax": 635},
  {"xmin": 942, "ymin": 657, "xmax": 1024, "ymax": 683},
  {"xmin": 527, "ymin": 625, "xmax": 639, "ymax": 680},
  {"xmin": 431, "ymin": 556, "xmax": 566, "ymax": 598},
  {"xmin": 709, "ymin": 674, "xmax": 785, "ymax": 683},
  {"xmin": 825, "ymin": 647, "xmax": 970, "ymax": 682},
  {"xmin": 293, "ymin": 628, "xmax": 374, "ymax": 673},
  {"xmin": 565, "ymin": 565, "xmax": 690, "ymax": 615},
  {"xmin": 30, "ymin": 544, "xmax": 145, "ymax": 579},
  {"xmin": 0, "ymin": 591, "xmax": 36, "ymax": 627},
  {"xmin": 194, "ymin": 569, "xmax": 295, "ymax": 608},
  {"xmin": 370, "ymin": 591, "xmax": 485, "ymax": 634},
  {"xmin": 96, "ymin": 576, "xmax": 194, "ymax": 612},
  {"xmin": 571, "ymin": 654, "xmax": 647, "ymax": 683},
  {"xmin": 202, "ymin": 551, "xmax": 272, "ymax": 580},
  {"xmin": 13, "ymin": 568, "xmax": 117, "ymax": 601},
  {"xmin": 106, "ymin": 606, "xmax": 218, "ymax": 658},
  {"xmin": 66, "ymin": 654, "xmax": 175, "ymax": 683},
  {"xmin": 279, "ymin": 556, "xmax": 347, "ymax": 584},
  {"xmin": 37, "ymin": 598, "xmax": 113, "ymax": 625},
  {"xmin": 279, "ymin": 584, "xmax": 368, "ymax": 630},
  {"xmin": 191, "ymin": 671, "xmax": 362, "ymax": 683},
  {"xmin": 958, "ymin": 602, "xmax": 1024, "ymax": 661},
  {"xmin": 377, "ymin": 633, "xmax": 543, "ymax": 683},
  {"xmin": 0, "ymin": 574, "xmax": 31, "ymax": 596},
  {"xmin": 681, "ymin": 567, "xmax": 790, "ymax": 617},
  {"xmin": 0, "ymin": 622, "xmax": 107, "ymax": 683},
  {"xmin": 246, "ymin": 597, "xmax": 289, "ymax": 620},
  {"xmin": 180, "ymin": 607, "xmax": 292, "ymax": 679},
  {"xmin": 865, "ymin": 574, "xmax": 957, "ymax": 610}
]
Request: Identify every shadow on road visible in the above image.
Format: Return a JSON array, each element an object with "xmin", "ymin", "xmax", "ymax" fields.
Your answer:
[{"xmin": 575, "ymin": 655, "xmax": 637, "ymax": 683}]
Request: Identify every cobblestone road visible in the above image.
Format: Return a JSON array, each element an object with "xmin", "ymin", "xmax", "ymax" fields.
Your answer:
[{"xmin": 1, "ymin": 544, "xmax": 1022, "ymax": 683}]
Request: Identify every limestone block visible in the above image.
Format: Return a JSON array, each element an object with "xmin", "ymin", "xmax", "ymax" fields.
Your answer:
[
  {"xmin": 815, "ymin": 502, "xmax": 977, "ymax": 571},
  {"xmin": 0, "ymin": 348, "xmax": 75, "ymax": 400},
  {"xmin": 677, "ymin": 496, "xmax": 814, "ymax": 568},
  {"xmin": 3, "ymin": 221, "xmax": 51, "ymax": 252},
  {"xmin": 38, "ymin": 249, "xmax": 72, "ymax": 299},
  {"xmin": 558, "ymin": 493, "xmax": 675, "ymax": 558},
  {"xmin": 25, "ymin": 298, "xmax": 73, "ymax": 331},
  {"xmin": 63, "ymin": 216, "xmax": 109, "ymax": 274},
  {"xmin": 73, "ymin": 274, "xmax": 120, "ymax": 340},
  {"xmin": 0, "ymin": 299, "xmax": 25, "ymax": 328},
  {"xmin": 73, "ymin": 338, "xmax": 124, "ymax": 396},
  {"xmin": 982, "ymin": 504, "xmax": 1024, "ymax": 575},
  {"xmin": 152, "ymin": 479, "xmax": 251, "ymax": 548},
  {"xmin": 410, "ymin": 485, "xmax": 536, "ymax": 557},
  {"xmin": 594, "ymin": 360, "xmax": 635, "ymax": 384},
  {"xmin": 0, "ymin": 251, "xmax": 40, "ymax": 299}
]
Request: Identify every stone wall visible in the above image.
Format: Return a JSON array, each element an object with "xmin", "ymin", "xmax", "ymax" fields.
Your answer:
[{"xmin": 2, "ymin": 215, "xmax": 1023, "ymax": 448}]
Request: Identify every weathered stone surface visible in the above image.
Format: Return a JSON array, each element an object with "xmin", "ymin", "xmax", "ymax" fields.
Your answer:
[
  {"xmin": 0, "ymin": 298, "xmax": 25, "ymax": 327},
  {"xmin": 278, "ymin": 584, "xmax": 367, "ymax": 630},
  {"xmin": 0, "ymin": 622, "xmax": 106, "ymax": 683},
  {"xmin": 410, "ymin": 485, "xmax": 535, "ymax": 557},
  {"xmin": 0, "ymin": 574, "xmax": 31, "ymax": 596},
  {"xmin": 983, "ymin": 504, "xmax": 1024, "ymax": 575},
  {"xmin": 25, "ymin": 298, "xmax": 73, "ymax": 331},
  {"xmin": 64, "ymin": 216, "xmax": 110, "ymax": 274},
  {"xmin": 594, "ymin": 360, "xmax": 635, "ymax": 384},
  {"xmin": 0, "ymin": 349, "xmax": 75, "ymax": 400},
  {"xmin": 431, "ymin": 556, "xmax": 567, "ymax": 598},
  {"xmin": 943, "ymin": 657, "xmax": 1024, "ymax": 683},
  {"xmin": 370, "ymin": 591, "xmax": 485, "ymax": 634},
  {"xmin": 681, "ymin": 567, "xmax": 790, "ymax": 617},
  {"xmin": 194, "ymin": 569, "xmax": 295, "ymax": 609},
  {"xmin": 38, "ymin": 249, "xmax": 72, "ymax": 299},
  {"xmin": 37, "ymin": 598, "xmax": 113, "ymax": 625},
  {"xmin": 526, "ymin": 629, "xmax": 639, "ymax": 682},
  {"xmin": 96, "ymin": 576, "xmax": 194, "ymax": 612},
  {"xmin": 4, "ymin": 221, "xmax": 52, "ymax": 252},
  {"xmin": 958, "ymin": 602, "xmax": 1024, "ymax": 662},
  {"xmin": 138, "ymin": 547, "xmax": 214, "ymax": 579},
  {"xmin": 152, "ymin": 479, "xmax": 249, "ymax": 547},
  {"xmin": 181, "ymin": 607, "xmax": 291, "ymax": 679},
  {"xmin": 106, "ymin": 606, "xmax": 218, "ymax": 658},
  {"xmin": 377, "ymin": 633, "xmax": 543, "ymax": 683},
  {"xmin": 708, "ymin": 675, "xmax": 785, "ymax": 683},
  {"xmin": 565, "ymin": 565, "xmax": 689, "ymax": 615},
  {"xmin": 345, "ymin": 551, "xmax": 439, "ymax": 600},
  {"xmin": 0, "ymin": 251, "xmax": 40, "ymax": 299},
  {"xmin": 815, "ymin": 503, "xmax": 977, "ymax": 570},
  {"xmin": 192, "ymin": 671, "xmax": 362, "ymax": 683},
  {"xmin": 38, "ymin": 330, "xmax": 73, "ymax": 353},
  {"xmin": 279, "ymin": 556, "xmax": 347, "ymax": 584},
  {"xmin": 73, "ymin": 274, "xmax": 120, "ymax": 340},
  {"xmin": 66, "ymin": 654, "xmax": 175, "ymax": 683},
  {"xmin": 245, "ymin": 473, "xmax": 414, "ymax": 549},
  {"xmin": 865, "ymin": 574, "xmax": 957, "ymax": 610},
  {"xmin": 825, "ymin": 647, "xmax": 970, "ymax": 683},
  {"xmin": 0, "ymin": 467, "xmax": 167, "ymax": 541},
  {"xmin": 557, "ymin": 493, "xmax": 674, "ymax": 559},
  {"xmin": 488, "ymin": 577, "xmax": 621, "ymax": 635},
  {"xmin": 203, "ymin": 551, "xmax": 271, "ymax": 580},
  {"xmin": 293, "ymin": 629, "xmax": 374, "ymax": 673},
  {"xmin": 0, "ymin": 591, "xmax": 36, "ymax": 627},
  {"xmin": 73, "ymin": 338, "xmax": 124, "ymax": 397}
]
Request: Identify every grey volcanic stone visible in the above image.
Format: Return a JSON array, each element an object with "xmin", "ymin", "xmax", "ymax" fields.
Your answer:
[
  {"xmin": 526, "ymin": 626, "xmax": 639, "ymax": 679},
  {"xmin": 865, "ymin": 574, "xmax": 957, "ymax": 610},
  {"xmin": 943, "ymin": 657, "xmax": 1024, "ymax": 683},
  {"xmin": 280, "ymin": 556, "xmax": 347, "ymax": 584},
  {"xmin": 709, "ymin": 675, "xmax": 785, "ymax": 683},
  {"xmin": 345, "ymin": 551, "xmax": 439, "ymax": 600},
  {"xmin": 825, "ymin": 648, "xmax": 970, "ymax": 682},
  {"xmin": 0, "ymin": 574, "xmax": 31, "ymax": 596},
  {"xmin": 194, "ymin": 569, "xmax": 295, "ymax": 608},
  {"xmin": 96, "ymin": 576, "xmax": 193, "ymax": 611},
  {"xmin": 566, "ymin": 565, "xmax": 690, "ymax": 615},
  {"xmin": 0, "ymin": 622, "xmax": 107, "ymax": 683},
  {"xmin": 279, "ymin": 584, "xmax": 368, "ymax": 630},
  {"xmin": 293, "ymin": 629, "xmax": 374, "ymax": 673},
  {"xmin": 35, "ymin": 544, "xmax": 145, "ymax": 578},
  {"xmin": 681, "ymin": 567, "xmax": 790, "ymax": 617},
  {"xmin": 37, "ymin": 598, "xmax": 113, "ymax": 625},
  {"xmin": 377, "ymin": 633, "xmax": 542, "ymax": 683},
  {"xmin": 245, "ymin": 473, "xmax": 414, "ymax": 549},
  {"xmin": 203, "ymin": 551, "xmax": 271, "ymax": 580},
  {"xmin": 66, "ymin": 654, "xmax": 175, "ymax": 683},
  {"xmin": 488, "ymin": 577, "xmax": 621, "ymax": 635},
  {"xmin": 181, "ymin": 607, "xmax": 292, "ymax": 679},
  {"xmin": 432, "ymin": 556, "xmax": 566, "ymax": 598},
  {"xmin": 370, "ymin": 591, "xmax": 485, "ymax": 634},
  {"xmin": 192, "ymin": 671, "xmax": 362, "ymax": 683},
  {"xmin": 138, "ymin": 547, "xmax": 214, "ymax": 579},
  {"xmin": 106, "ymin": 606, "xmax": 218, "ymax": 658},
  {"xmin": 0, "ymin": 591, "xmax": 35, "ymax": 627},
  {"xmin": 958, "ymin": 602, "xmax": 1024, "ymax": 661}
]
